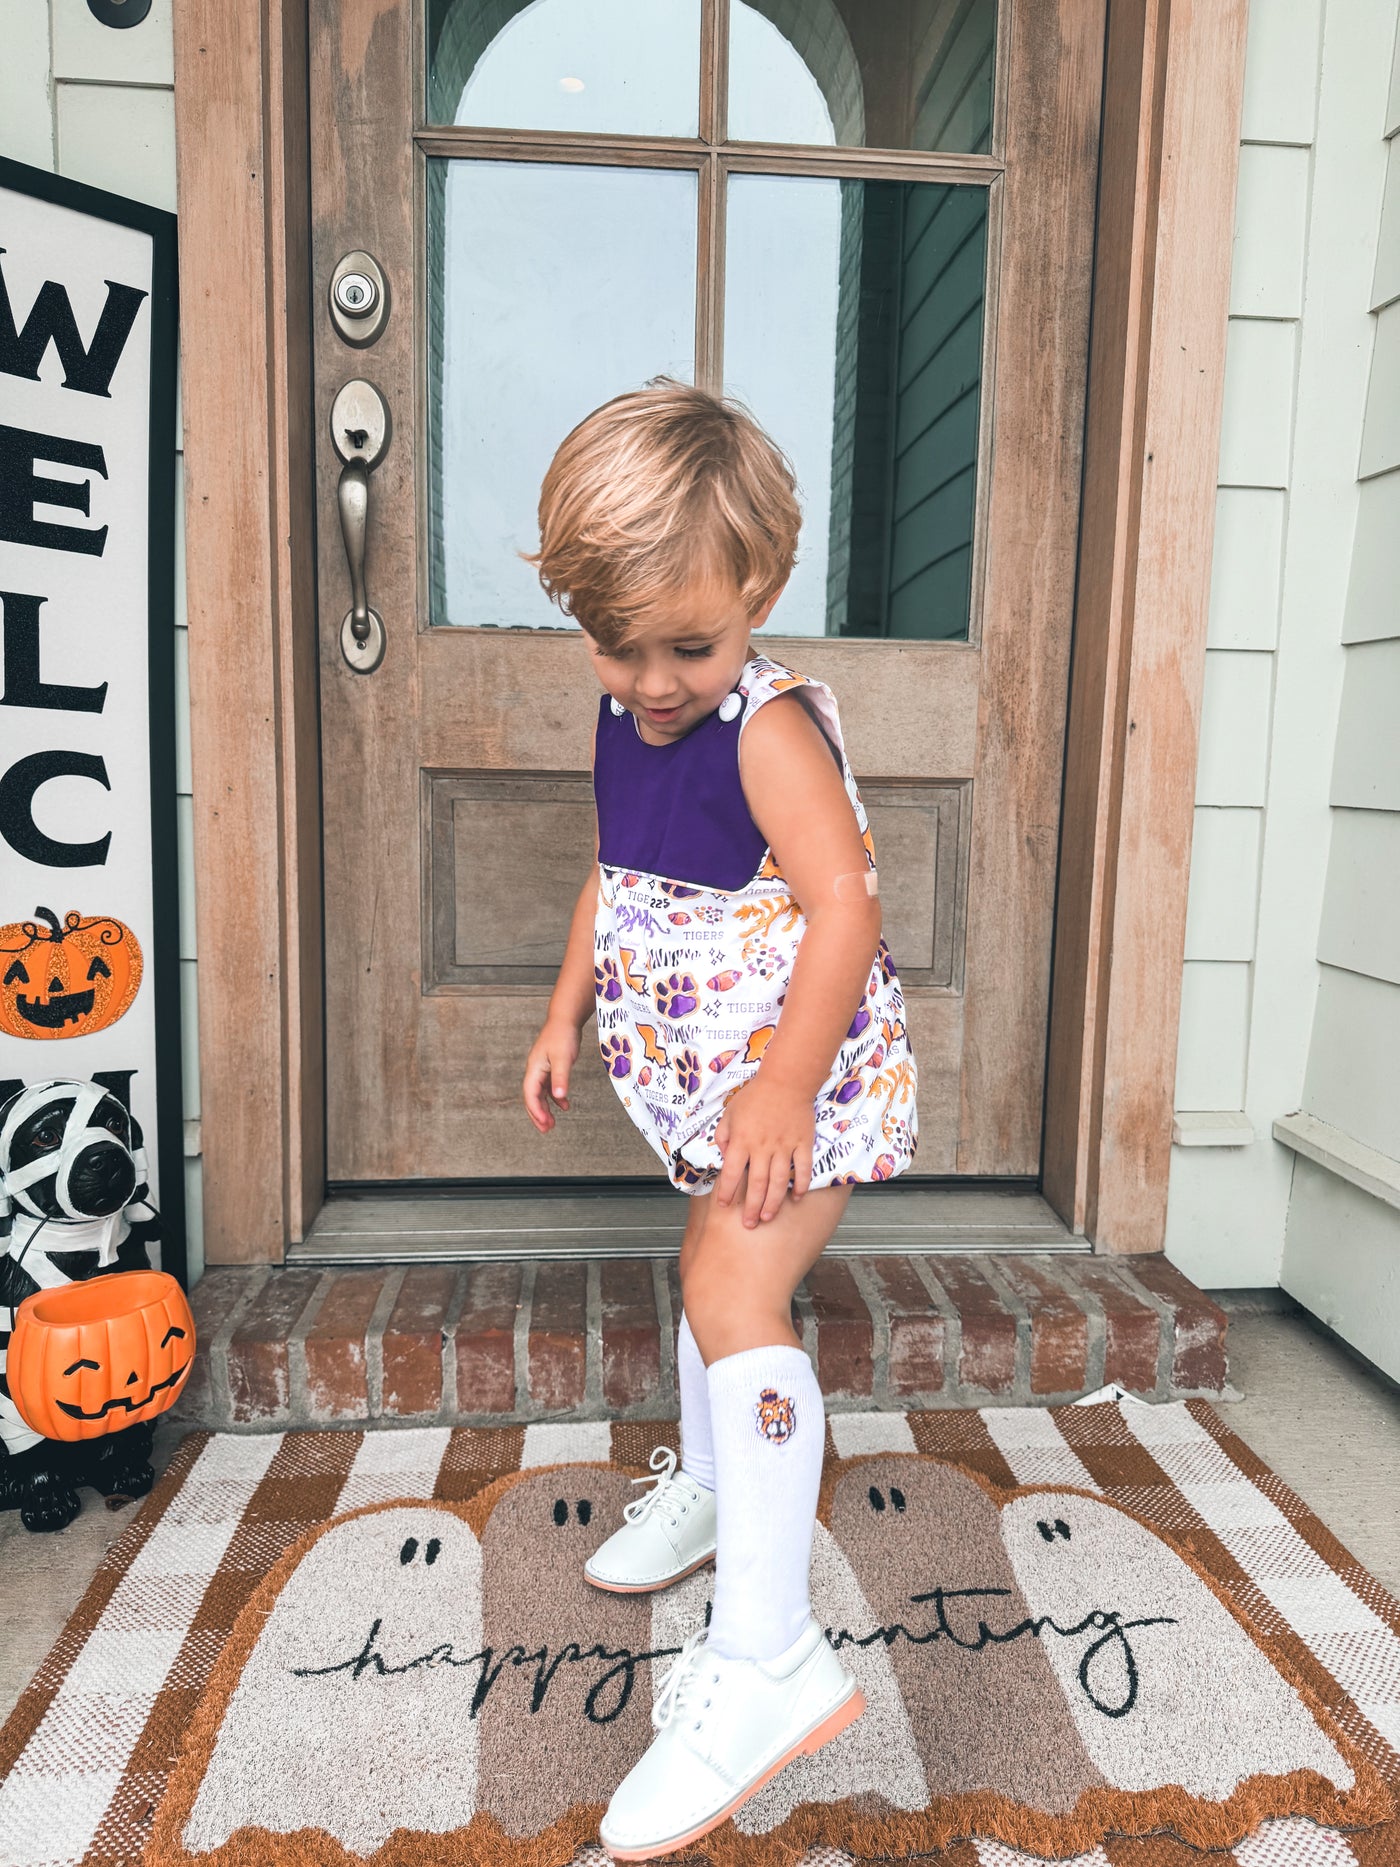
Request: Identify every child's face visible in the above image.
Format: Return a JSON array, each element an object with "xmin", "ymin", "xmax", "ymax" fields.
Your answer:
[{"xmin": 586, "ymin": 579, "xmax": 782, "ymax": 745}]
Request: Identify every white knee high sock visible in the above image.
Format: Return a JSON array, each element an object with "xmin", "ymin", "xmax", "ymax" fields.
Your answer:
[
  {"xmin": 705, "ymin": 1343, "xmax": 824, "ymax": 1661},
  {"xmin": 676, "ymin": 1311, "xmax": 714, "ymax": 1492}
]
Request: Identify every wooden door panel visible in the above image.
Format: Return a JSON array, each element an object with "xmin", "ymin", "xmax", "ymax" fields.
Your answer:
[
  {"xmin": 414, "ymin": 632, "xmax": 983, "ymax": 776},
  {"xmin": 311, "ymin": 0, "xmax": 1102, "ymax": 1187}
]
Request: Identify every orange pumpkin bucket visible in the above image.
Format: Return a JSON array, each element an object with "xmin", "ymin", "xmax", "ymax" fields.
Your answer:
[{"xmin": 8, "ymin": 1269, "xmax": 194, "ymax": 1441}]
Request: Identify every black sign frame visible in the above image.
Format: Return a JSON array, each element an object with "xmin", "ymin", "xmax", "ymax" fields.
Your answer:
[{"xmin": 0, "ymin": 156, "xmax": 185, "ymax": 1285}]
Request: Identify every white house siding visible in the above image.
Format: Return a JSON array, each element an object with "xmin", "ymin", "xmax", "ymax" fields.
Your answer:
[
  {"xmin": 0, "ymin": 0, "xmax": 204, "ymax": 1279},
  {"xmin": 1166, "ymin": 0, "xmax": 1399, "ymax": 1297},
  {"xmin": 1277, "ymin": 32, "xmax": 1400, "ymax": 1381}
]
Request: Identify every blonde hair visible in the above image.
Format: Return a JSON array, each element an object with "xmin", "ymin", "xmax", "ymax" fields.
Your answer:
[{"xmin": 527, "ymin": 379, "xmax": 800, "ymax": 647}]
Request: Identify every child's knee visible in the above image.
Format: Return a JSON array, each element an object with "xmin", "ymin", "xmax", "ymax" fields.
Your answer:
[{"xmin": 679, "ymin": 1262, "xmax": 723, "ymax": 1341}]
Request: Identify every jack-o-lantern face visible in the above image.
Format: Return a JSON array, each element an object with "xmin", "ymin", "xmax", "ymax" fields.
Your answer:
[
  {"xmin": 0, "ymin": 907, "xmax": 143, "ymax": 1040},
  {"xmin": 8, "ymin": 1270, "xmax": 194, "ymax": 1442}
]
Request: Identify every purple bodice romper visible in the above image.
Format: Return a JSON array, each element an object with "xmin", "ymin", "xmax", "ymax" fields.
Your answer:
[{"xmin": 590, "ymin": 654, "xmax": 918, "ymax": 1193}]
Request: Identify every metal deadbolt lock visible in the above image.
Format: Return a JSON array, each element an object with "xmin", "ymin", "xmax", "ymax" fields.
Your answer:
[
  {"xmin": 335, "ymin": 272, "xmax": 377, "ymax": 317},
  {"xmin": 329, "ymin": 251, "xmax": 390, "ymax": 347}
]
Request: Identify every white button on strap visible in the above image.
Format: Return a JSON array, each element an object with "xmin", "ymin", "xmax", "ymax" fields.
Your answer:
[
  {"xmin": 610, "ymin": 697, "xmax": 627, "ymax": 717},
  {"xmin": 718, "ymin": 691, "xmax": 742, "ymax": 722}
]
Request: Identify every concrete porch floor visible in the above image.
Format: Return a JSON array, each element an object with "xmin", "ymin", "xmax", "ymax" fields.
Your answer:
[{"xmin": 2, "ymin": 1293, "xmax": 1397, "ymax": 1730}]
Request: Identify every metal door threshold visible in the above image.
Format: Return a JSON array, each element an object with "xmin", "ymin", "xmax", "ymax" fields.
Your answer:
[{"xmin": 291, "ymin": 1184, "xmax": 1083, "ymax": 1264}]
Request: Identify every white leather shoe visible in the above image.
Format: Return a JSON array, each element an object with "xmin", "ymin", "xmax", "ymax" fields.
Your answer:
[
  {"xmin": 599, "ymin": 1619, "xmax": 865, "ymax": 1859},
  {"xmin": 585, "ymin": 1447, "xmax": 716, "ymax": 1594}
]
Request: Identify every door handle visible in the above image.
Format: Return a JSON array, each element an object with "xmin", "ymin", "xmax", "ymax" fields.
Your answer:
[{"xmin": 330, "ymin": 379, "xmax": 391, "ymax": 673}]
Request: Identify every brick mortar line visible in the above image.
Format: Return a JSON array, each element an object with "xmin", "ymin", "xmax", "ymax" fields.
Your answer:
[
  {"xmin": 844, "ymin": 1258, "xmax": 893, "ymax": 1406},
  {"xmin": 365, "ymin": 1268, "xmax": 406, "ymax": 1422},
  {"xmin": 979, "ymin": 1258, "xmax": 1032, "ymax": 1403},
  {"xmin": 513, "ymin": 1260, "xmax": 538, "ymax": 1416},
  {"xmin": 584, "ymin": 1260, "xmax": 603, "ymax": 1412},
  {"xmin": 909, "ymin": 1258, "xmax": 963, "ymax": 1402},
  {"xmin": 985, "ymin": 1255, "xmax": 1109, "ymax": 1401},
  {"xmin": 286, "ymin": 1269, "xmax": 338, "ymax": 1426},
  {"xmin": 1047, "ymin": 1258, "xmax": 1108, "ymax": 1395},
  {"xmin": 651, "ymin": 1256, "xmax": 677, "ymax": 1411},
  {"xmin": 437, "ymin": 1265, "xmax": 472, "ymax": 1423}
]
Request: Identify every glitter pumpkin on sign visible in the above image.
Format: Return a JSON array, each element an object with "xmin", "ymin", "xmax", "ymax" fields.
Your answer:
[{"xmin": 0, "ymin": 907, "xmax": 143, "ymax": 1039}]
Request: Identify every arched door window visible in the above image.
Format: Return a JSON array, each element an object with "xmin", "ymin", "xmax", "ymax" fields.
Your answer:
[{"xmin": 424, "ymin": 0, "xmax": 998, "ymax": 639}]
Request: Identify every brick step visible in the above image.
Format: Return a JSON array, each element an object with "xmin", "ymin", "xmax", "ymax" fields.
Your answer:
[{"xmin": 179, "ymin": 1253, "xmax": 1227, "ymax": 1430}]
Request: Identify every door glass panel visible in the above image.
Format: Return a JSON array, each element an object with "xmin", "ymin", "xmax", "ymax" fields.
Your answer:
[
  {"xmin": 427, "ymin": 0, "xmax": 702, "ymax": 136},
  {"xmin": 427, "ymin": 160, "xmax": 697, "ymax": 630},
  {"xmin": 727, "ymin": 0, "xmax": 997, "ymax": 154},
  {"xmin": 724, "ymin": 173, "xmax": 987, "ymax": 640}
]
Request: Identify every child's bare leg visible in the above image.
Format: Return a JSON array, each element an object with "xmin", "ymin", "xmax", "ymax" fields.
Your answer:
[
  {"xmin": 679, "ymin": 1180, "xmax": 852, "ymax": 1665},
  {"xmin": 681, "ymin": 1183, "xmax": 852, "ymax": 1364}
]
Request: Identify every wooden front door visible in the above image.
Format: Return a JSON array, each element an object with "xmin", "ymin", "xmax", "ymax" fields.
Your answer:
[{"xmin": 309, "ymin": 0, "xmax": 1103, "ymax": 1187}]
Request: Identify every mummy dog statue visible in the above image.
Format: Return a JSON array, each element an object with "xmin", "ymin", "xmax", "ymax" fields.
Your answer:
[{"xmin": 0, "ymin": 1080, "xmax": 164, "ymax": 1532}]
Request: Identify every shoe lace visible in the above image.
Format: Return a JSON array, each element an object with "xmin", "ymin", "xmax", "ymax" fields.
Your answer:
[
  {"xmin": 651, "ymin": 1629, "xmax": 716, "ymax": 1733},
  {"xmin": 623, "ymin": 1445, "xmax": 690, "ymax": 1531}
]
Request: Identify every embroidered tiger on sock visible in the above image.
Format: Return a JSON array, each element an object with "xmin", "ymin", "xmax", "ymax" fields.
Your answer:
[{"xmin": 754, "ymin": 1387, "xmax": 796, "ymax": 1444}]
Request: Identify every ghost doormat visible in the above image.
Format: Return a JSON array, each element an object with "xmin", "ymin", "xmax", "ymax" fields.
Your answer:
[{"xmin": 1, "ymin": 1405, "xmax": 1398, "ymax": 1867}]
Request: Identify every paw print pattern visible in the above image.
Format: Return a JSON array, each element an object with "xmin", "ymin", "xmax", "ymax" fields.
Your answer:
[
  {"xmin": 876, "ymin": 939, "xmax": 899, "ymax": 986},
  {"xmin": 828, "ymin": 1066, "xmax": 865, "ymax": 1107},
  {"xmin": 594, "ymin": 956, "xmax": 622, "ymax": 1003},
  {"xmin": 675, "ymin": 1048, "xmax": 703, "ymax": 1095},
  {"xmin": 654, "ymin": 972, "xmax": 699, "ymax": 1020},
  {"xmin": 600, "ymin": 1034, "xmax": 633, "ymax": 1080}
]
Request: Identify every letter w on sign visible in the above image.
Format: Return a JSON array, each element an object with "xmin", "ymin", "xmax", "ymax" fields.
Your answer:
[{"xmin": 0, "ymin": 247, "xmax": 146, "ymax": 398}]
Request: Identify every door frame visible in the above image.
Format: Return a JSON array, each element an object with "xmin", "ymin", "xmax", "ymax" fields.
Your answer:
[{"xmin": 171, "ymin": 0, "xmax": 1248, "ymax": 1264}]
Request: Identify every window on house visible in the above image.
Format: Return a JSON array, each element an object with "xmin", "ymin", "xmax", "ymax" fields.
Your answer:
[{"xmin": 424, "ymin": 0, "xmax": 997, "ymax": 640}]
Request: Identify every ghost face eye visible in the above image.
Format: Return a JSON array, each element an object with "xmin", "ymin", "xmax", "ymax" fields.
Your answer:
[
  {"xmin": 399, "ymin": 1533, "xmax": 442, "ymax": 1565},
  {"xmin": 867, "ymin": 1485, "xmax": 907, "ymax": 1514},
  {"xmin": 3, "ymin": 959, "xmax": 28, "ymax": 987}
]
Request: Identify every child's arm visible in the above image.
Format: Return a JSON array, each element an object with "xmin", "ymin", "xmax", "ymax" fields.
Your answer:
[
  {"xmin": 523, "ymin": 865, "xmax": 599, "ymax": 1133},
  {"xmin": 716, "ymin": 696, "xmax": 883, "ymax": 1226}
]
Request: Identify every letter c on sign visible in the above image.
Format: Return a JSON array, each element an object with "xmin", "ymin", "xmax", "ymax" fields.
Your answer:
[{"xmin": 0, "ymin": 750, "xmax": 111, "ymax": 866}]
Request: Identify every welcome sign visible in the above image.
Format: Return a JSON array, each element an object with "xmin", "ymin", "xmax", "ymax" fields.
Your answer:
[{"xmin": 0, "ymin": 157, "xmax": 184, "ymax": 1278}]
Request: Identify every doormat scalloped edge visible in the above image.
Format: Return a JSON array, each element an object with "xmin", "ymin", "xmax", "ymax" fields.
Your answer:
[{"xmin": 144, "ymin": 1459, "xmax": 1395, "ymax": 1867}]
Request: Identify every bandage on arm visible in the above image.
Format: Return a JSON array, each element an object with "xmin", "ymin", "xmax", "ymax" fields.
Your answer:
[{"xmin": 833, "ymin": 869, "xmax": 879, "ymax": 903}]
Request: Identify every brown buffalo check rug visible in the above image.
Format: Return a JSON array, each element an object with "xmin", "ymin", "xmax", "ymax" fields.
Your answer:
[{"xmin": 1, "ymin": 1400, "xmax": 1398, "ymax": 1867}]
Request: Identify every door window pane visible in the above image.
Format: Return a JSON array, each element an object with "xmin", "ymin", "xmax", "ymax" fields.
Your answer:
[
  {"xmin": 427, "ymin": 159, "xmax": 697, "ymax": 629},
  {"xmin": 727, "ymin": 0, "xmax": 997, "ymax": 154},
  {"xmin": 428, "ymin": 0, "xmax": 702, "ymax": 136},
  {"xmin": 724, "ymin": 173, "xmax": 987, "ymax": 641}
]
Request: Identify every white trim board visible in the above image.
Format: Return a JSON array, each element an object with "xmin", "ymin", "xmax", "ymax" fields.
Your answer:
[
  {"xmin": 1273, "ymin": 1110, "xmax": 1400, "ymax": 1212},
  {"xmin": 1173, "ymin": 1112, "xmax": 1257, "ymax": 1147}
]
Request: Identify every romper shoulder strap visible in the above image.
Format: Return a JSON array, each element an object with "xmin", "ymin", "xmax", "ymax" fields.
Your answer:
[{"xmin": 738, "ymin": 655, "xmax": 846, "ymax": 764}]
